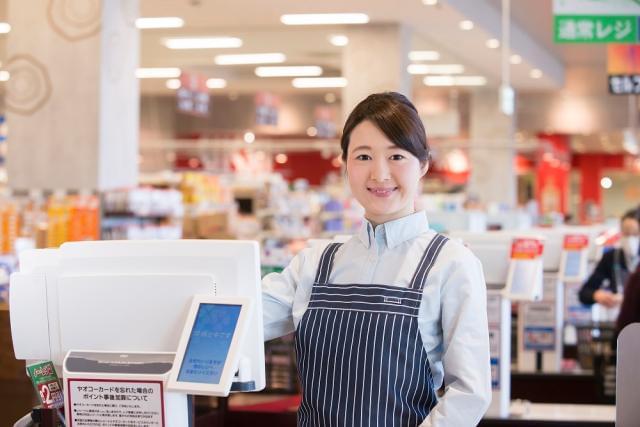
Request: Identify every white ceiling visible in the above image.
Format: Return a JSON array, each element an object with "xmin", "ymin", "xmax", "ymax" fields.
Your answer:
[{"xmin": 138, "ymin": 0, "xmax": 610, "ymax": 95}]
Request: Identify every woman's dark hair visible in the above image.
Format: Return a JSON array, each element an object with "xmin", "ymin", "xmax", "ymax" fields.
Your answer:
[
  {"xmin": 622, "ymin": 208, "xmax": 640, "ymax": 223},
  {"xmin": 616, "ymin": 267, "xmax": 640, "ymax": 337},
  {"xmin": 340, "ymin": 92, "xmax": 430, "ymax": 165}
]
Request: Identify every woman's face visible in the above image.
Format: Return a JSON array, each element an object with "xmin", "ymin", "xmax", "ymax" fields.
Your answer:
[{"xmin": 345, "ymin": 120, "xmax": 427, "ymax": 226}]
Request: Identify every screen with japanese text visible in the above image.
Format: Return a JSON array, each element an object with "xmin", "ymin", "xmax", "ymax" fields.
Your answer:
[{"xmin": 177, "ymin": 304, "xmax": 241, "ymax": 384}]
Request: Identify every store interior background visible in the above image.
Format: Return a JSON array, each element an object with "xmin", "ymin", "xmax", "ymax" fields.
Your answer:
[
  {"xmin": 0, "ymin": 0, "xmax": 639, "ymax": 425},
  {"xmin": 0, "ymin": 0, "xmax": 634, "ymax": 217}
]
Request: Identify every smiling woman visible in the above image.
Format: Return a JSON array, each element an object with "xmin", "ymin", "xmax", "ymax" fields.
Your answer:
[
  {"xmin": 341, "ymin": 92, "xmax": 430, "ymax": 226},
  {"xmin": 261, "ymin": 92, "xmax": 492, "ymax": 427}
]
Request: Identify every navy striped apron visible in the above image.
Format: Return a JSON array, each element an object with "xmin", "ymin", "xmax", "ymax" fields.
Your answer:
[{"xmin": 294, "ymin": 234, "xmax": 449, "ymax": 427}]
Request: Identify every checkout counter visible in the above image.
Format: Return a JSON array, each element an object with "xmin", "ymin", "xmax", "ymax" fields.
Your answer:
[{"xmin": 8, "ymin": 240, "xmax": 267, "ymax": 427}]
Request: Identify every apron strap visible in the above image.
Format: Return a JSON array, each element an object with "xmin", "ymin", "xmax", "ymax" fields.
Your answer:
[
  {"xmin": 313, "ymin": 242, "xmax": 342, "ymax": 285},
  {"xmin": 409, "ymin": 234, "xmax": 449, "ymax": 291}
]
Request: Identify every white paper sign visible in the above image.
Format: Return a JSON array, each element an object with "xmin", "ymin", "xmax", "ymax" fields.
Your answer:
[
  {"xmin": 504, "ymin": 238, "xmax": 544, "ymax": 301},
  {"xmin": 67, "ymin": 379, "xmax": 164, "ymax": 427}
]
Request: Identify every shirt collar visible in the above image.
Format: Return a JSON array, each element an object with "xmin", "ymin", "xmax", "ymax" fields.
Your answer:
[{"xmin": 356, "ymin": 211, "xmax": 430, "ymax": 249}]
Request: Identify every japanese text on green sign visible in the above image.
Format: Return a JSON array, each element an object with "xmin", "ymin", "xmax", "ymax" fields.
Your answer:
[{"xmin": 554, "ymin": 15, "xmax": 637, "ymax": 43}]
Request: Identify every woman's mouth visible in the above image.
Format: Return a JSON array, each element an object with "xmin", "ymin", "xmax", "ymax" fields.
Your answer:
[{"xmin": 367, "ymin": 187, "xmax": 397, "ymax": 197}]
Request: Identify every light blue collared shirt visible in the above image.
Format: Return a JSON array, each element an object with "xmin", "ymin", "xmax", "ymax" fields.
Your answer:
[{"xmin": 262, "ymin": 211, "xmax": 491, "ymax": 426}]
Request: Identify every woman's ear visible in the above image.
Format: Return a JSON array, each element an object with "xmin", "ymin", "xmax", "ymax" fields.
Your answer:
[{"xmin": 420, "ymin": 161, "xmax": 429, "ymax": 177}]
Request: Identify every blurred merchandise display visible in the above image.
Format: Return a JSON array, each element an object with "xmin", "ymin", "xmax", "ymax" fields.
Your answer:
[
  {"xmin": 0, "ymin": 193, "xmax": 100, "ymax": 253},
  {"xmin": 46, "ymin": 194, "xmax": 100, "ymax": 248},
  {"xmin": 102, "ymin": 187, "xmax": 184, "ymax": 241}
]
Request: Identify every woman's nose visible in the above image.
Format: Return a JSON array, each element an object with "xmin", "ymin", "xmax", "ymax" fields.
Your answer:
[{"xmin": 370, "ymin": 160, "xmax": 390, "ymax": 182}]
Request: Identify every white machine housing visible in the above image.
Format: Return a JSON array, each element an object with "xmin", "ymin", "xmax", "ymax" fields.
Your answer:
[{"xmin": 9, "ymin": 239, "xmax": 265, "ymax": 393}]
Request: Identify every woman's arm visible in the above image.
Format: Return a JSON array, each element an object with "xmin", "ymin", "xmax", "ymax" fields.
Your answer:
[
  {"xmin": 421, "ymin": 248, "xmax": 492, "ymax": 427},
  {"xmin": 579, "ymin": 251, "xmax": 615, "ymax": 305},
  {"xmin": 262, "ymin": 247, "xmax": 311, "ymax": 341}
]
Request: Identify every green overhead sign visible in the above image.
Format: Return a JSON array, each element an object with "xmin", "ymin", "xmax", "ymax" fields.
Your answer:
[
  {"xmin": 553, "ymin": 0, "xmax": 640, "ymax": 43},
  {"xmin": 554, "ymin": 15, "xmax": 637, "ymax": 42}
]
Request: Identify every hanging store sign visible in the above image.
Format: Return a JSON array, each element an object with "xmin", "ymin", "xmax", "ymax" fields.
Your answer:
[
  {"xmin": 553, "ymin": 0, "xmax": 640, "ymax": 43},
  {"xmin": 554, "ymin": 15, "xmax": 637, "ymax": 43},
  {"xmin": 177, "ymin": 71, "xmax": 210, "ymax": 116},
  {"xmin": 607, "ymin": 44, "xmax": 640, "ymax": 94},
  {"xmin": 255, "ymin": 92, "xmax": 280, "ymax": 126}
]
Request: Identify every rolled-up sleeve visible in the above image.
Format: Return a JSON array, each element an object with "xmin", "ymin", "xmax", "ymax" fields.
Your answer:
[
  {"xmin": 262, "ymin": 248, "xmax": 308, "ymax": 341},
  {"xmin": 421, "ymin": 249, "xmax": 492, "ymax": 426}
]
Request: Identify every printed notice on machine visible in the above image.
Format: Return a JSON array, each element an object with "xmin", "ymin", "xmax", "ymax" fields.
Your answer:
[{"xmin": 67, "ymin": 379, "xmax": 164, "ymax": 427}]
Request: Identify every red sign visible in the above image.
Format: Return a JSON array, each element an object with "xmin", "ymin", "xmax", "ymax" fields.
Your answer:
[
  {"xmin": 563, "ymin": 234, "xmax": 589, "ymax": 250},
  {"xmin": 511, "ymin": 238, "xmax": 544, "ymax": 260}
]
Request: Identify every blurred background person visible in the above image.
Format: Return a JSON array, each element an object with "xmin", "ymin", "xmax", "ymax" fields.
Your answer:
[{"xmin": 579, "ymin": 209, "xmax": 640, "ymax": 309}]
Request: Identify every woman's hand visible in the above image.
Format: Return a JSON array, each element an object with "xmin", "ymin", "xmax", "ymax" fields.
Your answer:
[{"xmin": 594, "ymin": 289, "xmax": 622, "ymax": 308}]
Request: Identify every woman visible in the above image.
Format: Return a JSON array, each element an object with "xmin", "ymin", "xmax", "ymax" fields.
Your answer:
[{"xmin": 262, "ymin": 92, "xmax": 491, "ymax": 426}]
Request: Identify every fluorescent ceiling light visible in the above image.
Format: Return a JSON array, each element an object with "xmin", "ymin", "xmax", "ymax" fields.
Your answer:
[
  {"xmin": 423, "ymin": 75, "xmax": 487, "ymax": 86},
  {"xmin": 163, "ymin": 37, "xmax": 242, "ymax": 49},
  {"xmin": 215, "ymin": 53, "xmax": 286, "ymax": 65},
  {"xmin": 165, "ymin": 79, "xmax": 181, "ymax": 89},
  {"xmin": 329, "ymin": 34, "xmax": 349, "ymax": 46},
  {"xmin": 206, "ymin": 78, "xmax": 227, "ymax": 89},
  {"xmin": 530, "ymin": 68, "xmax": 543, "ymax": 79},
  {"xmin": 0, "ymin": 70, "xmax": 9, "ymax": 81},
  {"xmin": 408, "ymin": 50, "xmax": 440, "ymax": 61},
  {"xmin": 136, "ymin": 67, "xmax": 181, "ymax": 78},
  {"xmin": 136, "ymin": 17, "xmax": 184, "ymax": 29},
  {"xmin": 0, "ymin": 22, "xmax": 11, "ymax": 34},
  {"xmin": 408, "ymin": 64, "xmax": 464, "ymax": 75},
  {"xmin": 459, "ymin": 20, "xmax": 474, "ymax": 30},
  {"xmin": 486, "ymin": 38, "xmax": 500, "ymax": 49},
  {"xmin": 255, "ymin": 66, "xmax": 322, "ymax": 77},
  {"xmin": 281, "ymin": 13, "xmax": 369, "ymax": 25},
  {"xmin": 292, "ymin": 77, "xmax": 347, "ymax": 88}
]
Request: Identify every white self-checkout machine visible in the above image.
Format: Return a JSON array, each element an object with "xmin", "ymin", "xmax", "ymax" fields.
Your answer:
[
  {"xmin": 449, "ymin": 230, "xmax": 544, "ymax": 418},
  {"xmin": 9, "ymin": 240, "xmax": 266, "ymax": 427},
  {"xmin": 516, "ymin": 226, "xmax": 609, "ymax": 373}
]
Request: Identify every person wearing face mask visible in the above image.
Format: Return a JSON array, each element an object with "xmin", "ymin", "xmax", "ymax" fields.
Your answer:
[{"xmin": 579, "ymin": 210, "xmax": 640, "ymax": 308}]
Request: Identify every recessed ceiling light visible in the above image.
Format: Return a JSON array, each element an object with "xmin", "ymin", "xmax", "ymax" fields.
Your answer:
[
  {"xmin": 136, "ymin": 17, "xmax": 184, "ymax": 29},
  {"xmin": 215, "ymin": 53, "xmax": 286, "ymax": 65},
  {"xmin": 292, "ymin": 77, "xmax": 347, "ymax": 88},
  {"xmin": 0, "ymin": 70, "xmax": 10, "ymax": 81},
  {"xmin": 510, "ymin": 54, "xmax": 522, "ymax": 64},
  {"xmin": 408, "ymin": 50, "xmax": 440, "ymax": 61},
  {"xmin": 422, "ymin": 0, "xmax": 438, "ymax": 5},
  {"xmin": 275, "ymin": 153, "xmax": 289, "ymax": 164},
  {"xmin": 280, "ymin": 13, "xmax": 369, "ymax": 25},
  {"xmin": 165, "ymin": 79, "xmax": 181, "ymax": 89},
  {"xmin": 486, "ymin": 38, "xmax": 500, "ymax": 49},
  {"xmin": 206, "ymin": 78, "xmax": 227, "ymax": 89},
  {"xmin": 408, "ymin": 64, "xmax": 465, "ymax": 75},
  {"xmin": 244, "ymin": 132, "xmax": 255, "ymax": 144},
  {"xmin": 530, "ymin": 68, "xmax": 543, "ymax": 79},
  {"xmin": 163, "ymin": 37, "xmax": 242, "ymax": 49},
  {"xmin": 0, "ymin": 22, "xmax": 11, "ymax": 34},
  {"xmin": 255, "ymin": 66, "xmax": 323, "ymax": 77},
  {"xmin": 459, "ymin": 20, "xmax": 474, "ymax": 30},
  {"xmin": 329, "ymin": 35, "xmax": 349, "ymax": 47},
  {"xmin": 136, "ymin": 68, "xmax": 181, "ymax": 79},
  {"xmin": 423, "ymin": 75, "xmax": 487, "ymax": 86},
  {"xmin": 600, "ymin": 176, "xmax": 612, "ymax": 189}
]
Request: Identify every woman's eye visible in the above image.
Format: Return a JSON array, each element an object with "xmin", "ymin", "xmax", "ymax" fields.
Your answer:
[
  {"xmin": 355, "ymin": 154, "xmax": 371, "ymax": 160},
  {"xmin": 390, "ymin": 154, "xmax": 405, "ymax": 160}
]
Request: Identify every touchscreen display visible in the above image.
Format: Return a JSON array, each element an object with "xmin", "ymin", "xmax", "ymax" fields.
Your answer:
[{"xmin": 178, "ymin": 303, "xmax": 241, "ymax": 384}]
